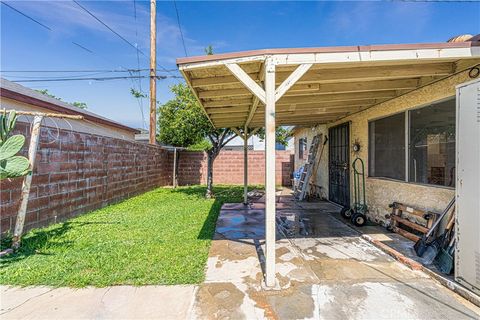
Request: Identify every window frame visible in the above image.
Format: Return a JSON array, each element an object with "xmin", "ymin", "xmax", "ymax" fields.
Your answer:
[{"xmin": 367, "ymin": 97, "xmax": 455, "ymax": 190}]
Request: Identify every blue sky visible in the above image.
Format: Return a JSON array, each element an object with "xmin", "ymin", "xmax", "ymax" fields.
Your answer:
[{"xmin": 1, "ymin": 1, "xmax": 479, "ymax": 129}]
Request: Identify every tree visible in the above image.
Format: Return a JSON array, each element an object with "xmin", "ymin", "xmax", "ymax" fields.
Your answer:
[
  {"xmin": 158, "ymin": 83, "xmax": 237, "ymax": 198},
  {"xmin": 72, "ymin": 102, "xmax": 87, "ymax": 109},
  {"xmin": 256, "ymin": 126, "xmax": 291, "ymax": 147},
  {"xmin": 36, "ymin": 89, "xmax": 87, "ymax": 109}
]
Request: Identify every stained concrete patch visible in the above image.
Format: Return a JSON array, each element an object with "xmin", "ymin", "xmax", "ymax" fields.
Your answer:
[
  {"xmin": 316, "ymin": 281, "xmax": 479, "ymax": 320},
  {"xmin": 265, "ymin": 284, "xmax": 317, "ymax": 320},
  {"xmin": 194, "ymin": 282, "xmax": 264, "ymax": 320}
]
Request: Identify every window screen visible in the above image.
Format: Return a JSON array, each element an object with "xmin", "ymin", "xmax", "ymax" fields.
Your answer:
[
  {"xmin": 408, "ymin": 99, "xmax": 456, "ymax": 187},
  {"xmin": 369, "ymin": 113, "xmax": 405, "ymax": 180}
]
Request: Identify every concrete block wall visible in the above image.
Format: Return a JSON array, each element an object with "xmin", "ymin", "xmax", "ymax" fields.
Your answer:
[
  {"xmin": 1, "ymin": 122, "xmax": 172, "ymax": 235},
  {"xmin": 177, "ymin": 150, "xmax": 294, "ymax": 186}
]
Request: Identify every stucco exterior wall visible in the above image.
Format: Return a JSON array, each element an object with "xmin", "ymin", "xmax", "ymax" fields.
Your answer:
[
  {"xmin": 2, "ymin": 97, "xmax": 136, "ymax": 141},
  {"xmin": 293, "ymin": 70, "xmax": 474, "ymax": 224},
  {"xmin": 293, "ymin": 125, "xmax": 329, "ymax": 199}
]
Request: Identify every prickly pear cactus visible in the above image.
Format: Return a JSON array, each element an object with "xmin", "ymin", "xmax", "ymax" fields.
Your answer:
[{"xmin": 0, "ymin": 110, "xmax": 30, "ymax": 180}]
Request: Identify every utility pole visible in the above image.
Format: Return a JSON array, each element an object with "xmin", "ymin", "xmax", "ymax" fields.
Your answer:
[{"xmin": 149, "ymin": 0, "xmax": 157, "ymax": 144}]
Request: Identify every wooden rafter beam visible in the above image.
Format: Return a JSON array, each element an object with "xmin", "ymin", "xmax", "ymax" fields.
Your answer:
[
  {"xmin": 277, "ymin": 90, "xmax": 396, "ymax": 105},
  {"xmin": 197, "ymin": 77, "xmax": 420, "ymax": 100},
  {"xmin": 191, "ymin": 62, "xmax": 454, "ymax": 88}
]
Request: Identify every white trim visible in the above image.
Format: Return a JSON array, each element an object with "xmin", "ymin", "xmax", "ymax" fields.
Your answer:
[{"xmin": 178, "ymin": 47, "xmax": 479, "ymax": 70}]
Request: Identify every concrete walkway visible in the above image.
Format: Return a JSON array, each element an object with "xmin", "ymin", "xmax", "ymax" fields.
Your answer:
[
  {"xmin": 2, "ymin": 194, "xmax": 479, "ymax": 319},
  {"xmin": 1, "ymin": 285, "xmax": 196, "ymax": 319}
]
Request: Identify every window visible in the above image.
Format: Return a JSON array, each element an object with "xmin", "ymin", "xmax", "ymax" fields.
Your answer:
[
  {"xmin": 368, "ymin": 113, "xmax": 405, "ymax": 180},
  {"xmin": 299, "ymin": 137, "xmax": 307, "ymax": 160},
  {"xmin": 409, "ymin": 100, "xmax": 456, "ymax": 187},
  {"xmin": 368, "ymin": 98, "xmax": 455, "ymax": 188}
]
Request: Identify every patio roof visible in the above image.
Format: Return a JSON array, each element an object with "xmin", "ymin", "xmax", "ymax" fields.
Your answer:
[
  {"xmin": 177, "ymin": 39, "xmax": 480, "ymax": 288},
  {"xmin": 177, "ymin": 41, "xmax": 480, "ymax": 129}
]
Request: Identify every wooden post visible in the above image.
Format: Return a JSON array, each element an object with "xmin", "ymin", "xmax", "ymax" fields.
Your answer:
[
  {"xmin": 243, "ymin": 126, "xmax": 248, "ymax": 205},
  {"xmin": 173, "ymin": 147, "xmax": 177, "ymax": 188},
  {"xmin": 264, "ymin": 57, "xmax": 276, "ymax": 287},
  {"xmin": 149, "ymin": 0, "xmax": 157, "ymax": 145},
  {"xmin": 12, "ymin": 115, "xmax": 43, "ymax": 249}
]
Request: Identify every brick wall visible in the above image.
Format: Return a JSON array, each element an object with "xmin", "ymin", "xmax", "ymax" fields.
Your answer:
[
  {"xmin": 1, "ymin": 123, "xmax": 294, "ymax": 236},
  {"xmin": 1, "ymin": 122, "xmax": 172, "ymax": 235},
  {"xmin": 176, "ymin": 150, "xmax": 294, "ymax": 186}
]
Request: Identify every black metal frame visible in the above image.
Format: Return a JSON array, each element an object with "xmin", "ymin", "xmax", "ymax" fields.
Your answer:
[{"xmin": 328, "ymin": 122, "xmax": 351, "ymax": 207}]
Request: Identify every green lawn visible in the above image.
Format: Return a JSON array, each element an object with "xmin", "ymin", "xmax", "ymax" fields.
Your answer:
[{"xmin": 0, "ymin": 185, "xmax": 248, "ymax": 287}]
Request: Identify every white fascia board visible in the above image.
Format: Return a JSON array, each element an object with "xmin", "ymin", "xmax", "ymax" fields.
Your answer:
[
  {"xmin": 178, "ymin": 55, "xmax": 266, "ymax": 71},
  {"xmin": 274, "ymin": 47, "xmax": 478, "ymax": 65}
]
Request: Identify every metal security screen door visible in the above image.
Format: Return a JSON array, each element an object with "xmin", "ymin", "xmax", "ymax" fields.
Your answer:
[{"xmin": 329, "ymin": 123, "xmax": 350, "ymax": 207}]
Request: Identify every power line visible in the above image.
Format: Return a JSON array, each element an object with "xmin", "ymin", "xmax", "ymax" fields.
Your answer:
[
  {"xmin": 133, "ymin": 0, "xmax": 147, "ymax": 129},
  {"xmin": 173, "ymin": 0, "xmax": 188, "ymax": 57},
  {"xmin": 11, "ymin": 75, "xmax": 183, "ymax": 83},
  {"xmin": 1, "ymin": 69, "xmax": 180, "ymax": 73},
  {"xmin": 72, "ymin": 0, "xmax": 140, "ymax": 55},
  {"xmin": 72, "ymin": 42, "xmax": 94, "ymax": 53},
  {"xmin": 72, "ymin": 0, "xmax": 176, "ymax": 75},
  {"xmin": 1, "ymin": 2, "xmax": 52, "ymax": 31}
]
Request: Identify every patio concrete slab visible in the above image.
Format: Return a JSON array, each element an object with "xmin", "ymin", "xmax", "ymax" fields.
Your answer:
[
  {"xmin": 191, "ymin": 198, "xmax": 480, "ymax": 319},
  {"xmin": 1, "ymin": 285, "xmax": 196, "ymax": 320}
]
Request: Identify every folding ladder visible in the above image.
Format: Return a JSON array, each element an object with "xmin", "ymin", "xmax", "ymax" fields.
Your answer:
[{"xmin": 294, "ymin": 134, "xmax": 321, "ymax": 201}]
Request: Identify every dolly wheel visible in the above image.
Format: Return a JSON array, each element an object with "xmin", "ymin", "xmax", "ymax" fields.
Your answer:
[
  {"xmin": 351, "ymin": 213, "xmax": 366, "ymax": 226},
  {"xmin": 341, "ymin": 207, "xmax": 352, "ymax": 219}
]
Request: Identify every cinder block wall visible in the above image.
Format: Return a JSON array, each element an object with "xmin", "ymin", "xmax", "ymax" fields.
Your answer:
[
  {"xmin": 1, "ymin": 122, "xmax": 172, "ymax": 235},
  {"xmin": 177, "ymin": 150, "xmax": 294, "ymax": 186}
]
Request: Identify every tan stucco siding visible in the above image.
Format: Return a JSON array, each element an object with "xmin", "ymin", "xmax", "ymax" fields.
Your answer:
[
  {"xmin": 294, "ymin": 70, "xmax": 474, "ymax": 224},
  {"xmin": 293, "ymin": 125, "xmax": 329, "ymax": 199},
  {"xmin": 2, "ymin": 98, "xmax": 136, "ymax": 141}
]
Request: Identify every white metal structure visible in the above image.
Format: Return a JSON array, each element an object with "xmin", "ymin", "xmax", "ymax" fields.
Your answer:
[
  {"xmin": 177, "ymin": 41, "xmax": 480, "ymax": 287},
  {"xmin": 455, "ymin": 78, "xmax": 480, "ymax": 295}
]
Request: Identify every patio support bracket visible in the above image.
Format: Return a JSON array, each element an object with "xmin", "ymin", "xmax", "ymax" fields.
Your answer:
[
  {"xmin": 225, "ymin": 63, "xmax": 266, "ymax": 105},
  {"xmin": 275, "ymin": 63, "xmax": 312, "ymax": 102}
]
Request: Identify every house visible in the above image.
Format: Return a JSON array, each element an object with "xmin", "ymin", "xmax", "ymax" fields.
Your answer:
[
  {"xmin": 177, "ymin": 35, "xmax": 480, "ymax": 288},
  {"xmin": 0, "ymin": 78, "xmax": 138, "ymax": 140},
  {"xmin": 223, "ymin": 134, "xmax": 291, "ymax": 151}
]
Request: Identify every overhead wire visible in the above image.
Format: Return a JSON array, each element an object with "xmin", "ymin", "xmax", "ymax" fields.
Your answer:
[
  {"xmin": 11, "ymin": 75, "xmax": 182, "ymax": 83},
  {"xmin": 2, "ymin": 68, "xmax": 175, "ymax": 73},
  {"xmin": 72, "ymin": 0, "xmax": 178, "ymax": 76},
  {"xmin": 173, "ymin": 0, "xmax": 188, "ymax": 57},
  {"xmin": 133, "ymin": 0, "xmax": 147, "ymax": 129},
  {"xmin": 1, "ymin": 2, "xmax": 52, "ymax": 30}
]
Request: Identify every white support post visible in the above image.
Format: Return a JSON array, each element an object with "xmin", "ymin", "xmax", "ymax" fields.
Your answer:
[
  {"xmin": 243, "ymin": 126, "xmax": 248, "ymax": 205},
  {"xmin": 264, "ymin": 57, "xmax": 276, "ymax": 287}
]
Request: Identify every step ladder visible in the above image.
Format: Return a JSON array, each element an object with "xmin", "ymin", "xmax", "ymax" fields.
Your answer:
[{"xmin": 294, "ymin": 134, "xmax": 322, "ymax": 201}]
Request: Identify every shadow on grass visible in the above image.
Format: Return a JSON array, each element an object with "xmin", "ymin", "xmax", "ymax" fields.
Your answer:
[
  {"xmin": 168, "ymin": 185, "xmax": 248, "ymax": 240},
  {"xmin": 0, "ymin": 221, "xmax": 120, "ymax": 265}
]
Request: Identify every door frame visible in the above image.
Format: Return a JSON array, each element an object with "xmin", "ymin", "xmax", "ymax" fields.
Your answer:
[{"xmin": 328, "ymin": 122, "xmax": 351, "ymax": 207}]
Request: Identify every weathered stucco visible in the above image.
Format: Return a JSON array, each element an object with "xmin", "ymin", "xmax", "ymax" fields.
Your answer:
[
  {"xmin": 294, "ymin": 70, "xmax": 475, "ymax": 223},
  {"xmin": 293, "ymin": 125, "xmax": 329, "ymax": 200}
]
